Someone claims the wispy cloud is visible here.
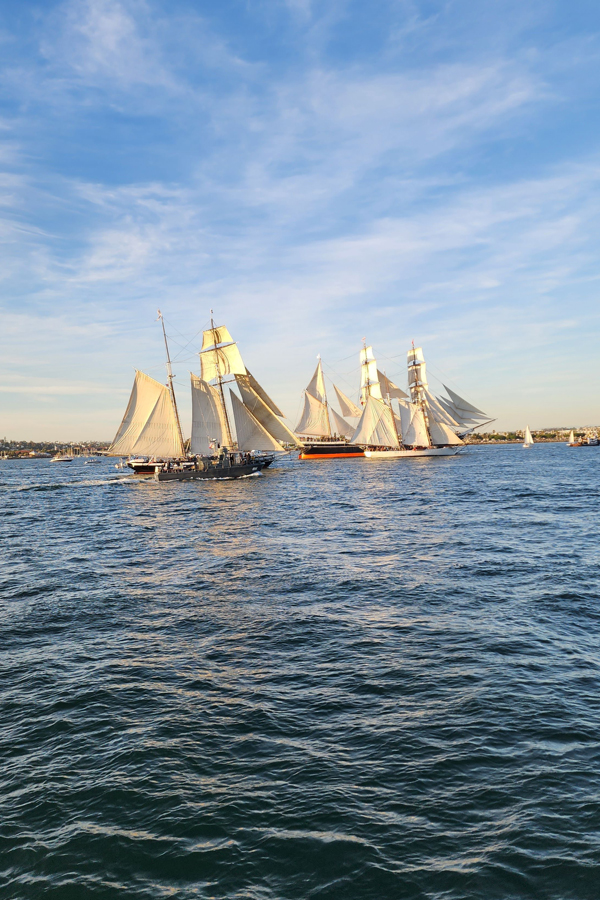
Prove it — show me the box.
[0,0,599,436]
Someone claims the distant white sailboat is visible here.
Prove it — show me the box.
[523,426,534,448]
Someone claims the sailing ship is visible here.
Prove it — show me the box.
[355,343,492,458]
[295,358,365,458]
[111,314,301,479]
[522,426,534,449]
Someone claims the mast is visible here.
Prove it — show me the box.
[408,340,432,445]
[158,310,185,456]
[317,356,332,437]
[210,310,233,447]
[383,369,402,447]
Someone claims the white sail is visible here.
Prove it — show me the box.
[330,408,354,439]
[190,374,228,455]
[201,326,235,351]
[352,395,399,448]
[230,391,284,452]
[333,384,361,418]
[424,390,461,428]
[398,400,431,447]
[569,430,575,443]
[407,346,428,396]
[110,370,184,457]
[436,395,479,427]
[200,342,246,383]
[306,359,327,404]
[295,391,330,437]
[236,375,302,447]
[378,370,408,400]
[428,418,464,446]
[524,425,534,446]
[442,385,488,418]
[408,360,428,390]
[245,369,283,417]
[360,346,382,403]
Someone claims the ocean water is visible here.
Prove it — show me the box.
[1,444,599,900]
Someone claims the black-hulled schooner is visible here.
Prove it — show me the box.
[110,315,302,480]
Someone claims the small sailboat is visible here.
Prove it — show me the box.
[51,446,74,462]
[567,430,580,447]
[523,426,534,448]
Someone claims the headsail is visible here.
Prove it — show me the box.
[333,384,361,418]
[110,370,185,458]
[428,419,464,446]
[352,395,399,448]
[330,408,354,439]
[236,375,303,447]
[245,370,283,417]
[190,374,228,455]
[230,391,285,452]
[443,385,488,417]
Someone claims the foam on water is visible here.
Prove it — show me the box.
[1,446,599,899]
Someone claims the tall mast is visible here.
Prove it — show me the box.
[317,355,332,437]
[408,340,432,444]
[158,309,185,456]
[210,310,233,447]
[383,369,402,447]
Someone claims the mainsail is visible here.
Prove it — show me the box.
[230,391,285,452]
[398,400,431,448]
[295,390,330,436]
[190,374,229,455]
[333,384,361,418]
[295,359,331,437]
[352,395,400,448]
[110,370,185,458]
[306,359,327,405]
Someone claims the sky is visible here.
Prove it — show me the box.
[1,0,600,440]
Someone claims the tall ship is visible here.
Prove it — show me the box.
[297,343,492,459]
[295,359,365,458]
[110,314,301,479]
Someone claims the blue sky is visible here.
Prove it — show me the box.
[1,0,599,439]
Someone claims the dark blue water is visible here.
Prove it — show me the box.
[1,445,599,899]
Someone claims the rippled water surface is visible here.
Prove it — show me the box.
[1,445,599,899]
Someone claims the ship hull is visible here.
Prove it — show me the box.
[155,457,272,481]
[299,443,365,459]
[364,447,462,458]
